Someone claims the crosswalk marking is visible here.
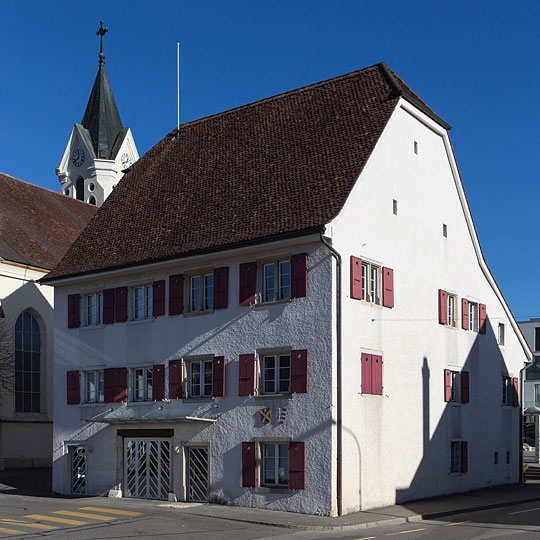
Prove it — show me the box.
[53,510,117,521]
[79,506,143,516]
[0,519,57,530]
[24,514,89,526]
[0,526,24,535]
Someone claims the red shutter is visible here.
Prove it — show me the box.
[153,280,165,317]
[242,442,257,488]
[115,287,128,322]
[212,356,226,397]
[238,354,255,396]
[350,256,363,300]
[382,267,394,308]
[462,298,469,330]
[461,441,468,473]
[169,274,184,315]
[290,349,308,394]
[104,368,115,402]
[153,364,165,401]
[291,253,307,299]
[169,359,183,399]
[289,442,306,490]
[461,371,469,404]
[213,267,229,310]
[103,288,115,324]
[479,303,487,334]
[438,289,448,325]
[372,355,383,395]
[66,370,80,404]
[67,294,80,329]
[361,353,372,394]
[114,368,128,402]
[444,369,452,402]
[239,262,257,306]
[512,377,519,407]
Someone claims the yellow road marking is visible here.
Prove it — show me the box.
[444,520,471,526]
[53,510,116,521]
[0,519,57,530]
[397,529,426,535]
[79,506,143,516]
[509,507,540,515]
[354,537,376,539]
[0,526,24,535]
[24,514,89,526]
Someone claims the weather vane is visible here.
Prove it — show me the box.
[96,20,109,65]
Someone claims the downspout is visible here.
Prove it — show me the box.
[320,229,343,516]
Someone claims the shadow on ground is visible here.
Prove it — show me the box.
[0,467,54,497]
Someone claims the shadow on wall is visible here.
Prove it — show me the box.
[396,315,522,514]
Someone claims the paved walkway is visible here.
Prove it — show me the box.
[4,468,540,531]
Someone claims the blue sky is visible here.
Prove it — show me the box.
[1,1,538,319]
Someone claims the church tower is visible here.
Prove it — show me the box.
[57,22,139,206]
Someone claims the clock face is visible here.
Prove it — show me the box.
[72,149,85,167]
[121,152,132,168]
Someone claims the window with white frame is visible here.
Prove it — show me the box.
[132,367,153,401]
[262,260,291,303]
[502,376,512,405]
[446,293,456,327]
[362,262,381,305]
[86,293,103,326]
[85,370,104,403]
[261,443,289,487]
[261,353,291,394]
[450,441,462,473]
[133,285,153,320]
[498,323,505,345]
[468,301,478,331]
[449,370,460,402]
[189,273,213,312]
[188,358,213,398]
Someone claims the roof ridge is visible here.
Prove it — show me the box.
[167,62,386,137]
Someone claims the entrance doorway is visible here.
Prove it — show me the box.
[187,446,209,502]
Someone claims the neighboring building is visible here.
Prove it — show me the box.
[0,172,96,469]
[43,63,530,515]
[56,22,139,207]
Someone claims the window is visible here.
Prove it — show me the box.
[263,260,291,303]
[262,354,290,394]
[502,376,512,405]
[14,311,40,413]
[86,293,103,326]
[447,294,456,327]
[189,273,213,312]
[361,353,383,395]
[444,369,469,404]
[87,195,96,205]
[362,262,381,305]
[133,285,153,320]
[535,327,540,352]
[506,451,510,464]
[85,370,104,403]
[443,223,448,238]
[393,199,398,215]
[535,384,540,404]
[450,371,459,402]
[188,358,213,398]
[450,440,467,473]
[132,367,153,401]
[498,323,505,346]
[414,140,418,154]
[494,451,498,464]
[262,443,289,487]
[468,301,478,331]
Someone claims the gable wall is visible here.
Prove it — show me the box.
[328,101,527,511]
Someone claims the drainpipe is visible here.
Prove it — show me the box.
[320,229,343,516]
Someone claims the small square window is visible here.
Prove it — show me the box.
[187,358,213,398]
[132,367,153,401]
[361,262,381,305]
[261,443,289,487]
[262,261,291,303]
[188,272,214,312]
[498,323,505,346]
[261,353,291,394]
[133,285,153,320]
[86,293,103,326]
[84,370,104,403]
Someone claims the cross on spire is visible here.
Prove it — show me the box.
[96,20,108,65]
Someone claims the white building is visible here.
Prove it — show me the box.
[0,173,95,469]
[56,22,139,207]
[43,63,529,515]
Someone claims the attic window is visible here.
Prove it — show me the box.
[64,188,70,196]
[393,199,398,215]
[88,183,95,192]
[414,141,418,154]
[443,224,448,238]
[88,196,96,206]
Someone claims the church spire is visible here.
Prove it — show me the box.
[81,20,123,159]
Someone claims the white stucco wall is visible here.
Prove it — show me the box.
[328,100,528,512]
[0,261,53,468]
[52,239,335,515]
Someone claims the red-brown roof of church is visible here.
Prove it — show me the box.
[43,62,447,282]
[0,173,97,270]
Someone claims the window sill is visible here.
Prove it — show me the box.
[127,400,157,406]
[183,397,214,403]
[254,299,292,307]
[253,487,291,494]
[184,310,214,318]
[79,402,106,407]
[127,318,155,326]
[254,394,291,400]
[80,324,104,331]
[448,471,464,477]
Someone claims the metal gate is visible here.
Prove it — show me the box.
[124,438,171,500]
[187,447,209,502]
[71,446,87,495]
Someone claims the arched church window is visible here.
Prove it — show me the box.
[88,195,96,205]
[14,311,41,413]
[64,188,70,196]
[76,177,84,201]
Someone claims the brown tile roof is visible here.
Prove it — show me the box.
[44,62,447,282]
[0,173,97,270]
